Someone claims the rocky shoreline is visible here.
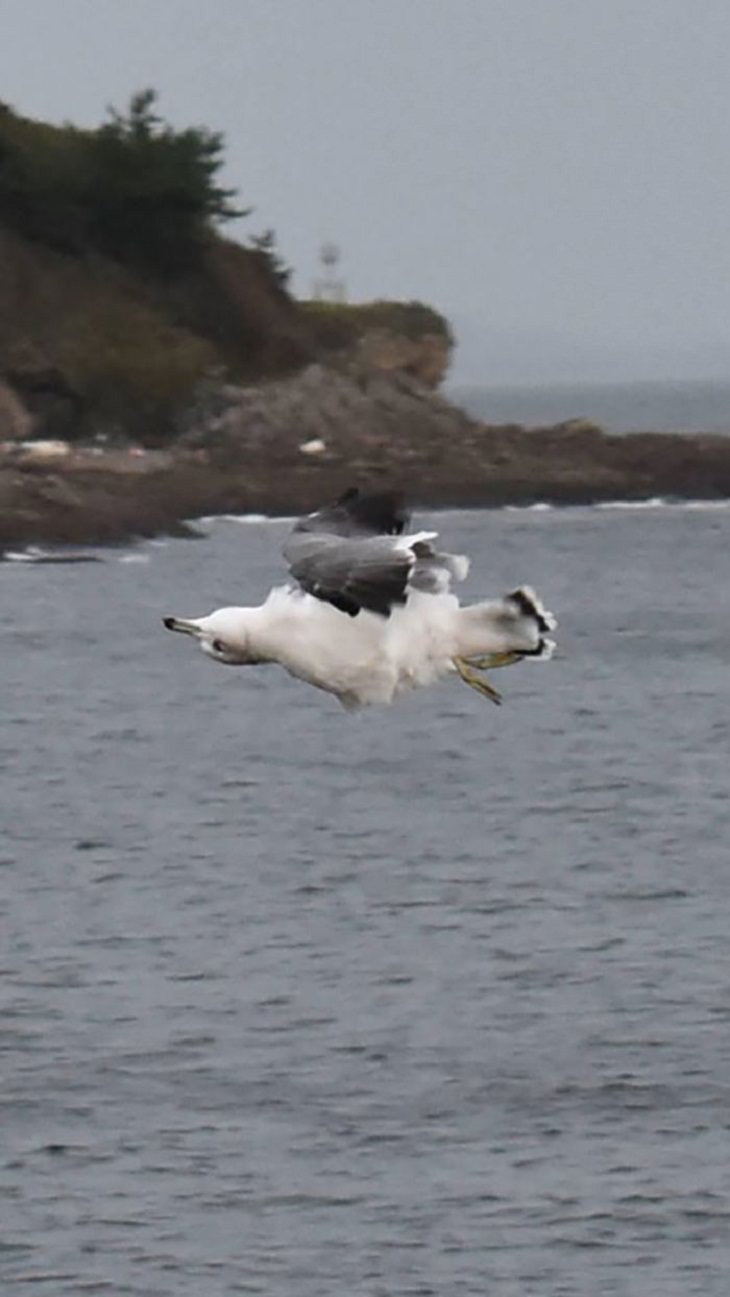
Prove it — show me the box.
[2,363,730,550]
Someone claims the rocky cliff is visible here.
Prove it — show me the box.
[3,360,730,549]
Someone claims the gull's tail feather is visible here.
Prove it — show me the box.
[507,585,557,634]
[457,585,558,662]
[506,586,557,662]
[526,634,557,662]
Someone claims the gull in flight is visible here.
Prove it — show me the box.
[163,489,556,710]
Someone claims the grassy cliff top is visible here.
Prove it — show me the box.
[301,299,453,348]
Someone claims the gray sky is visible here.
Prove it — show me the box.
[2,0,729,382]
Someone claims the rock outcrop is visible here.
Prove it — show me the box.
[0,379,33,441]
[346,329,451,387]
[2,365,730,549]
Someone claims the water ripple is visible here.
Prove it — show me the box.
[1,508,728,1295]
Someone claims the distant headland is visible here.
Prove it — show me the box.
[2,93,730,549]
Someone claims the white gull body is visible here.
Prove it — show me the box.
[163,491,557,710]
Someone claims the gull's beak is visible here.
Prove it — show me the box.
[163,616,200,637]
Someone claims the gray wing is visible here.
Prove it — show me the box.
[284,488,468,618]
[283,532,413,618]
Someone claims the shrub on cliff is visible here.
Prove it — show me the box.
[249,228,292,290]
[302,299,453,350]
[0,103,91,250]
[55,294,218,443]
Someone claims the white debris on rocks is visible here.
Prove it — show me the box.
[17,439,71,463]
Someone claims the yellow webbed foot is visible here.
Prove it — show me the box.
[453,657,503,705]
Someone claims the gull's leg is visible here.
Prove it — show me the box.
[467,651,522,671]
[453,657,503,705]
[453,650,522,705]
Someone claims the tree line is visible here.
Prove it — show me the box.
[0,90,288,279]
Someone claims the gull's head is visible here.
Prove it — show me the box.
[162,607,261,666]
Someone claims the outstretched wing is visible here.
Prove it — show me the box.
[284,532,414,617]
[283,488,469,618]
[293,487,411,540]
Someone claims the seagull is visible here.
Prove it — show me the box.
[162,488,556,710]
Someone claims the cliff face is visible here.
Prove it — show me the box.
[0,223,453,444]
[302,299,453,389]
[0,378,32,440]
[0,225,319,442]
[347,329,451,387]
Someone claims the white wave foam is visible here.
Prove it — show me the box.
[504,502,553,513]
[196,512,295,527]
[3,548,44,563]
[597,497,667,510]
[2,546,101,564]
[678,499,730,511]
[597,497,730,512]
[498,495,730,516]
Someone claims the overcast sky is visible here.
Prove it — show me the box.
[2,0,729,382]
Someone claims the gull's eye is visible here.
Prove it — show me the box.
[212,638,225,654]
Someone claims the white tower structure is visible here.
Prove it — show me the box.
[312,242,346,303]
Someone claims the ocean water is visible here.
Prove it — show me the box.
[450,378,730,434]
[2,504,730,1296]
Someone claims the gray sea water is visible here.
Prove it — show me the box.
[450,379,730,434]
[2,503,730,1296]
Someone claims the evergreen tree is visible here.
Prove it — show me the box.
[0,91,249,270]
